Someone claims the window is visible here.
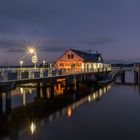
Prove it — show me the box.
[71,64,75,68]
[68,53,74,59]
[71,54,74,59]
[68,54,70,59]
[59,63,64,66]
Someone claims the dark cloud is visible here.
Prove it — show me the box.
[39,37,76,52]
[82,37,116,46]
[41,46,74,52]
[0,39,21,48]
[0,39,24,52]
[0,37,116,54]
[41,38,65,46]
[5,48,23,53]
[0,0,140,64]
[0,37,74,53]
[0,0,63,35]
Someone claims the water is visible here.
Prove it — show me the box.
[28,85,140,140]
[2,86,36,111]
[1,72,140,140]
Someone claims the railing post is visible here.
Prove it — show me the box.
[50,79,55,99]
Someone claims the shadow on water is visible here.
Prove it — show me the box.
[0,81,112,140]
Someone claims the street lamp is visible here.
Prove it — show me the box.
[28,47,36,55]
[20,60,23,68]
[43,60,46,67]
[27,46,38,69]
[29,48,35,54]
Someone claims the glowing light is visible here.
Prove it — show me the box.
[88,96,91,102]
[25,41,39,56]
[93,94,96,100]
[26,46,38,68]
[43,60,45,65]
[30,122,36,135]
[20,60,23,65]
[32,55,38,64]
[19,60,23,69]
[20,87,24,94]
[67,107,73,117]
[57,78,65,82]
[28,47,36,54]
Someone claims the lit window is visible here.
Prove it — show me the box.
[59,63,64,66]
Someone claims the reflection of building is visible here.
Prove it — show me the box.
[56,49,111,72]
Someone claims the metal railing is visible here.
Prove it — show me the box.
[0,67,112,82]
[108,66,134,79]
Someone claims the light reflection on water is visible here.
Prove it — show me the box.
[1,71,140,140]
[1,82,66,111]
[23,84,112,138]
[3,82,67,110]
[29,122,36,135]
[2,86,36,111]
[0,82,112,140]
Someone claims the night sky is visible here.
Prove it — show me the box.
[0,0,140,65]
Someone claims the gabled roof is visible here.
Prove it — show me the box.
[70,49,103,62]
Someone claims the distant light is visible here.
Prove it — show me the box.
[67,107,73,117]
[88,96,91,102]
[93,94,96,100]
[20,87,24,94]
[20,60,23,65]
[43,60,46,64]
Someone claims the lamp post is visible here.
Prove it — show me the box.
[19,60,23,80]
[27,47,38,69]
[43,60,46,68]
[20,60,23,69]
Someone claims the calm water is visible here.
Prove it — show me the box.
[1,72,140,140]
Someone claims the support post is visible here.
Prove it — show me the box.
[0,93,3,113]
[73,75,77,91]
[134,71,138,84]
[6,90,11,113]
[50,79,55,99]
[42,81,47,98]
[138,65,140,84]
[105,68,108,80]
[121,71,125,84]
[36,82,41,98]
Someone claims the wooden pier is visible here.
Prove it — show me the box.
[0,67,111,113]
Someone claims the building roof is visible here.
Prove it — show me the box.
[70,49,103,62]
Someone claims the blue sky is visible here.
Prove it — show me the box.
[0,0,140,65]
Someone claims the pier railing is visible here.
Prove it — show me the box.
[0,67,111,82]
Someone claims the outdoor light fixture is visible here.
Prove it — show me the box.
[43,60,46,67]
[26,45,39,69]
[20,60,23,68]
[29,48,35,54]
